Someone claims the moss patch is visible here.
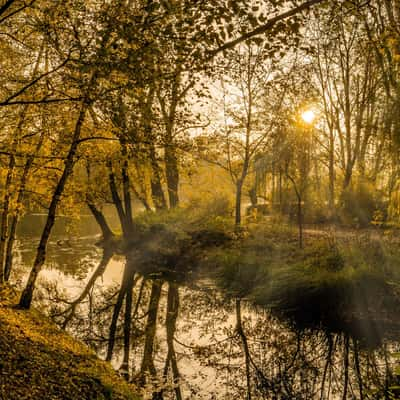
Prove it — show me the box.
[0,286,141,400]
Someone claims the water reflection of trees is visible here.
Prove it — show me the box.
[204,300,400,400]
[46,252,399,400]
[33,204,398,399]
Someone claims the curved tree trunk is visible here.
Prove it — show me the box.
[62,248,113,329]
[19,101,90,309]
[87,202,114,241]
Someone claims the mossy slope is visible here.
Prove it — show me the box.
[0,286,140,400]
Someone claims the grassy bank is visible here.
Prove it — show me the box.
[212,222,400,341]
[0,286,141,400]
[127,208,400,340]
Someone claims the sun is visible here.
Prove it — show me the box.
[301,109,316,124]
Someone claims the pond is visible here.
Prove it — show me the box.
[12,214,400,400]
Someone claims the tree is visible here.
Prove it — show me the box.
[18,0,122,308]
[311,4,386,195]
[284,118,314,248]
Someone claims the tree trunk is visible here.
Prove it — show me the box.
[0,110,28,282]
[120,266,135,380]
[353,339,364,400]
[108,163,129,236]
[342,335,349,400]
[149,144,167,210]
[1,44,44,282]
[4,127,46,282]
[298,197,303,249]
[165,144,179,208]
[3,215,17,282]
[0,150,16,283]
[320,333,333,400]
[278,168,283,211]
[87,202,114,241]
[236,299,252,400]
[271,163,276,208]
[165,283,182,400]
[62,248,113,329]
[139,279,163,382]
[287,174,303,249]
[328,130,335,213]
[235,180,243,227]
[19,101,89,309]
[121,143,134,234]
[106,260,136,361]
[342,167,352,191]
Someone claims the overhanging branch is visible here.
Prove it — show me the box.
[209,0,327,56]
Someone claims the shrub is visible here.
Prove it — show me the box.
[339,182,387,227]
[186,194,234,219]
[304,238,345,271]
[213,250,266,298]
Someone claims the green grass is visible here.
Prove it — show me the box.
[211,223,400,337]
[0,286,141,400]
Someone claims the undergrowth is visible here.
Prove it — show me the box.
[210,223,400,338]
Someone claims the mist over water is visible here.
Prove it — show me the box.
[11,214,400,399]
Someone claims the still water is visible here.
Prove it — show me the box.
[12,214,400,399]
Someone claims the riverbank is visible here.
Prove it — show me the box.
[211,222,400,342]
[0,285,141,400]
